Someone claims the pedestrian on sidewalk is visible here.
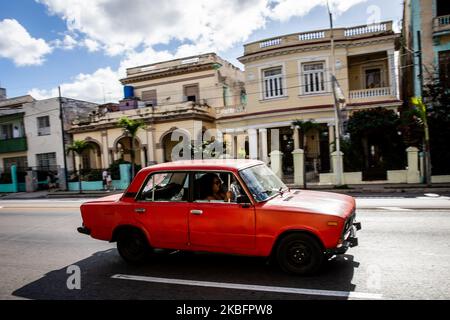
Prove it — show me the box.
[106,171,113,192]
[102,169,108,190]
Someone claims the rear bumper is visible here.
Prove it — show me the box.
[327,221,361,255]
[77,225,91,235]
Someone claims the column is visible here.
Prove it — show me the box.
[270,150,283,179]
[236,133,247,159]
[331,150,344,185]
[101,131,109,168]
[388,49,397,97]
[328,123,335,171]
[259,128,268,164]
[141,146,147,167]
[293,127,300,150]
[146,128,156,164]
[406,146,420,183]
[248,128,258,160]
[292,149,305,187]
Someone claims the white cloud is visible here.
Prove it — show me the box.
[269,0,367,22]
[29,67,123,103]
[0,19,52,66]
[52,34,78,50]
[83,38,100,52]
[31,0,369,102]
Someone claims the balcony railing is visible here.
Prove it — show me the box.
[244,21,393,55]
[0,137,27,154]
[215,105,246,116]
[344,23,388,37]
[349,87,392,100]
[433,14,450,34]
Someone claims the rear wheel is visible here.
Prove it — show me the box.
[276,233,324,275]
[116,229,150,264]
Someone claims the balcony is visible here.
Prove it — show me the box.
[242,21,394,56]
[0,137,27,154]
[349,87,392,100]
[215,105,246,117]
[433,14,450,36]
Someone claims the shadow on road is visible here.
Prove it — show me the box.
[13,249,359,300]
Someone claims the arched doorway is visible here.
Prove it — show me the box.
[116,136,142,166]
[161,130,190,162]
[81,141,102,169]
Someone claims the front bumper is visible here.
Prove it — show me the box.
[326,221,361,255]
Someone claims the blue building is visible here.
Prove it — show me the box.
[402,0,450,98]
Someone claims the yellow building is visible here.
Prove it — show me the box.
[69,53,244,169]
[216,21,401,181]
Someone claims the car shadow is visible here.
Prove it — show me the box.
[13,249,359,300]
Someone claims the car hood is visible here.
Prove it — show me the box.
[262,189,355,218]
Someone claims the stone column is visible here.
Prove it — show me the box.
[146,128,156,164]
[101,131,109,168]
[292,149,305,187]
[388,49,397,97]
[407,146,420,183]
[141,146,147,167]
[293,127,300,150]
[248,128,258,160]
[259,128,268,164]
[331,150,344,185]
[328,123,335,171]
[236,133,246,159]
[270,150,283,179]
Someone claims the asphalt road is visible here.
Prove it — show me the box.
[0,195,449,300]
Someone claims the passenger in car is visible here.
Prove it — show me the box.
[199,173,232,202]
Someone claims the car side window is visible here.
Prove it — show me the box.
[138,172,189,202]
[193,171,245,203]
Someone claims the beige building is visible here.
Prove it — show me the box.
[70,53,245,169]
[216,21,401,181]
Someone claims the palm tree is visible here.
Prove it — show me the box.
[118,117,146,178]
[66,140,93,193]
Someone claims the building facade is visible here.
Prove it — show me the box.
[216,21,401,181]
[70,53,245,170]
[0,91,98,191]
[0,95,34,174]
[402,0,450,98]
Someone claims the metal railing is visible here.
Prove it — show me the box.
[349,87,392,99]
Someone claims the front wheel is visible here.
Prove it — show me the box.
[276,233,324,275]
[117,229,150,264]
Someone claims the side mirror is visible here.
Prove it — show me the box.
[236,195,251,207]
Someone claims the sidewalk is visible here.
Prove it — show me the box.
[286,182,450,195]
[2,183,450,200]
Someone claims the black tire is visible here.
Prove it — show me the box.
[116,229,150,264]
[276,233,324,275]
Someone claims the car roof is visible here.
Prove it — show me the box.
[141,159,264,172]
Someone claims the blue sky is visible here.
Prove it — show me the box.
[0,0,403,103]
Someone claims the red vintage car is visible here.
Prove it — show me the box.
[78,159,360,275]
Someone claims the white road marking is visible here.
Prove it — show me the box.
[111,274,383,300]
[375,207,413,211]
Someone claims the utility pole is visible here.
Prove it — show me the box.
[328,1,344,186]
[415,31,432,186]
[58,86,68,191]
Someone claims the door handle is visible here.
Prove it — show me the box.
[134,208,146,214]
[190,209,203,215]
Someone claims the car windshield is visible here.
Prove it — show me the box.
[239,164,288,202]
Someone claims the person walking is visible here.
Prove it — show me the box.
[102,169,108,190]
